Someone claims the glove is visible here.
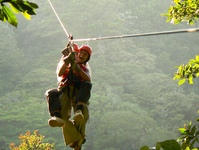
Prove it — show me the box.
[63,52,75,65]
[62,41,73,56]
[62,47,69,56]
[71,62,81,72]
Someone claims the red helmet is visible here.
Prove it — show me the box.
[73,43,79,52]
[79,45,92,56]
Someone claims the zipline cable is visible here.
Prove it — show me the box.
[47,0,199,43]
[72,28,199,42]
[47,0,70,38]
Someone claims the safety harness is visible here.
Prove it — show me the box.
[61,68,81,99]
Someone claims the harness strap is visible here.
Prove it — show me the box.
[61,69,81,99]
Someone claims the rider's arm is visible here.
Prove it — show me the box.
[56,58,69,77]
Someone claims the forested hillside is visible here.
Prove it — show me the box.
[0,0,199,150]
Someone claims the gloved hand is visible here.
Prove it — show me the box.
[71,62,81,72]
[62,47,69,56]
[62,41,73,56]
[63,52,75,65]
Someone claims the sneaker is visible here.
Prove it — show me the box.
[73,110,84,122]
[48,116,65,127]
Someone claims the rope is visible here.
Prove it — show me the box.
[47,0,69,38]
[72,28,199,42]
[47,0,199,43]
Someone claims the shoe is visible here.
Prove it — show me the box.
[73,110,84,122]
[48,116,65,127]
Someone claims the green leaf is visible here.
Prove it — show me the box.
[22,10,31,20]
[174,0,181,4]
[178,78,186,85]
[195,55,199,61]
[18,2,36,15]
[185,147,191,150]
[140,146,150,150]
[195,131,199,136]
[173,74,181,80]
[25,1,39,9]
[190,4,197,9]
[189,121,192,127]
[190,125,196,135]
[196,72,199,77]
[2,4,17,27]
[181,143,189,150]
[189,20,195,25]
[8,2,20,13]
[159,140,181,150]
[0,9,4,21]
[188,75,193,84]
[189,59,196,63]
[178,128,187,133]
[156,142,162,150]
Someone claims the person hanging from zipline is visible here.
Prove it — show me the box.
[45,41,92,150]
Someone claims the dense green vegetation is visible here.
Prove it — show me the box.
[0,0,199,150]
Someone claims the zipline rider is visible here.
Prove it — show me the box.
[45,43,92,150]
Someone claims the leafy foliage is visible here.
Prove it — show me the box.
[9,130,55,150]
[140,112,199,150]
[161,0,199,85]
[0,0,38,27]
[173,55,199,85]
[177,121,199,150]
[162,0,199,25]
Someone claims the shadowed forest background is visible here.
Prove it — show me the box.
[1,0,199,149]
